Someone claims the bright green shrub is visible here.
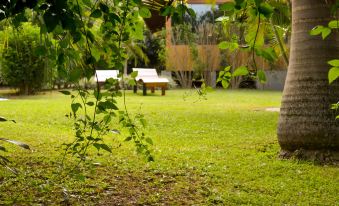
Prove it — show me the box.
[0,23,46,95]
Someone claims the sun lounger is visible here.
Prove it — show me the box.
[132,68,169,96]
[95,70,120,83]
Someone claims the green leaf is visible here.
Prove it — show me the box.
[221,80,229,88]
[224,66,231,72]
[0,117,15,123]
[139,7,151,18]
[100,144,112,153]
[255,48,277,62]
[59,90,71,95]
[232,66,249,77]
[71,103,82,113]
[218,41,238,52]
[90,9,102,18]
[310,25,324,36]
[328,59,339,67]
[72,31,82,43]
[258,3,273,18]
[328,67,339,84]
[99,3,109,13]
[124,136,132,141]
[93,143,101,150]
[70,68,82,82]
[130,71,138,78]
[160,5,174,16]
[91,48,101,61]
[0,145,6,152]
[43,11,59,33]
[322,27,331,39]
[86,101,94,106]
[257,70,267,83]
[0,138,30,150]
[145,138,153,145]
[328,20,339,29]
[0,117,8,122]
[219,2,235,11]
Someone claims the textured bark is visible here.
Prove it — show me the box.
[277,0,339,157]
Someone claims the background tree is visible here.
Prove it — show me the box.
[0,23,50,95]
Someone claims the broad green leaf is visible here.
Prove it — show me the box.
[124,136,132,141]
[328,59,339,67]
[72,31,82,43]
[0,145,6,152]
[257,70,267,83]
[232,66,249,77]
[90,9,102,18]
[145,138,153,145]
[86,101,94,106]
[322,27,331,39]
[91,48,101,61]
[59,90,71,95]
[43,11,58,32]
[71,103,82,113]
[70,68,82,82]
[224,66,231,72]
[160,5,174,16]
[93,143,101,150]
[100,144,112,153]
[139,7,151,18]
[310,25,324,36]
[59,39,69,48]
[328,67,339,84]
[99,3,109,13]
[258,3,273,18]
[187,8,196,18]
[255,48,277,62]
[328,20,339,29]
[221,80,229,88]
[131,71,138,78]
[218,41,238,52]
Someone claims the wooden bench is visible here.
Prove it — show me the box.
[132,68,169,96]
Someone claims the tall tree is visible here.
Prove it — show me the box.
[277,0,339,161]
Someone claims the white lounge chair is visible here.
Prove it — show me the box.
[132,68,169,96]
[95,70,120,83]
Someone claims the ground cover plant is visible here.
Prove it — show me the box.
[0,90,338,205]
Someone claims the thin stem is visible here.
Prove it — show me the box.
[270,19,289,66]
[252,13,261,72]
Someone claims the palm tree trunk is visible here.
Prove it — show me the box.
[277,0,339,161]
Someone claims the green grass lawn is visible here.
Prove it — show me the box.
[0,89,338,205]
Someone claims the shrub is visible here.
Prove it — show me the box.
[0,23,47,95]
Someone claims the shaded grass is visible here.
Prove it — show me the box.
[0,89,338,205]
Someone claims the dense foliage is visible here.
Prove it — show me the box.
[0,23,48,94]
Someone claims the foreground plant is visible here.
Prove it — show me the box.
[0,116,30,174]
